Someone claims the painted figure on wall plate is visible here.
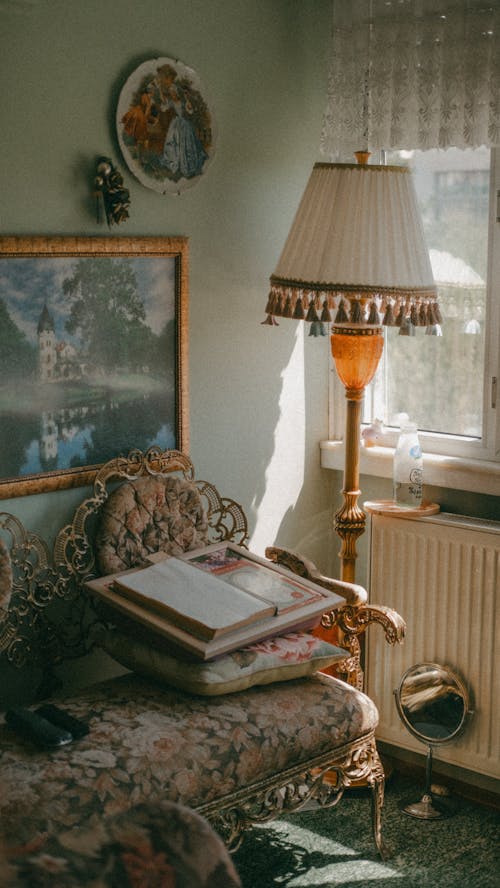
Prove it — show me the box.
[0,255,178,481]
[118,57,215,194]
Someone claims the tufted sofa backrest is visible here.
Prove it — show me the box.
[96,475,209,575]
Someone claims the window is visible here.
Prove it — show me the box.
[330,146,500,463]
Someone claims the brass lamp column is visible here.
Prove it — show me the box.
[265,155,438,583]
[330,325,383,582]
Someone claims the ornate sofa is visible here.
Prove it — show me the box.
[0,448,405,870]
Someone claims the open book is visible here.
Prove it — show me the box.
[113,557,274,640]
[113,543,327,641]
[87,543,345,660]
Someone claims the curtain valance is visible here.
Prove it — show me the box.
[320,0,500,159]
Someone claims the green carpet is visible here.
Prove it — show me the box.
[233,772,500,887]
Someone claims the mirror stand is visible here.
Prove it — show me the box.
[394,662,472,821]
[402,744,451,819]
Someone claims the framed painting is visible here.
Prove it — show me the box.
[0,236,188,498]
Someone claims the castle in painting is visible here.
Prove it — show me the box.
[37,304,87,383]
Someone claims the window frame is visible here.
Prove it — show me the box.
[327,146,500,469]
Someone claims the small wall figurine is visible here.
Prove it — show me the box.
[94,156,131,227]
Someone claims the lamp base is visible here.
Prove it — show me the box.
[331,327,384,584]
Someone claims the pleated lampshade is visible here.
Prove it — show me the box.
[265,160,439,331]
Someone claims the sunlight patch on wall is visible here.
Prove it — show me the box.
[250,324,306,556]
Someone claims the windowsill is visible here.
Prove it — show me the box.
[320,440,500,498]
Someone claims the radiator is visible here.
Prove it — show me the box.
[366,511,500,781]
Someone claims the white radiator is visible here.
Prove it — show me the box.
[366,511,500,781]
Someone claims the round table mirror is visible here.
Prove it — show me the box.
[394,662,471,819]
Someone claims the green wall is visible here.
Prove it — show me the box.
[0,0,337,692]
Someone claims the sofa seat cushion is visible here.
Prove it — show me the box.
[0,672,378,845]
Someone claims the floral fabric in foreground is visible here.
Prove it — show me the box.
[0,800,241,887]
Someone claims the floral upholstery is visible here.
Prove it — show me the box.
[0,800,241,887]
[96,475,209,575]
[0,671,378,848]
[0,537,12,622]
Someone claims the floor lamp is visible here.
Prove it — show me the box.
[265,154,438,583]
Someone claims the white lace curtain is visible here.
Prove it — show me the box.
[320,0,500,159]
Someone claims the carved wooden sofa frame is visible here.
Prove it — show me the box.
[0,448,405,861]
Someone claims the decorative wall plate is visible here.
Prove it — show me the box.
[117,57,216,194]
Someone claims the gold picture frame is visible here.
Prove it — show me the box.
[0,235,189,498]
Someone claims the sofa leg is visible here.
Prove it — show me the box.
[369,768,390,860]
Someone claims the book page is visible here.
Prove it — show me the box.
[113,557,275,637]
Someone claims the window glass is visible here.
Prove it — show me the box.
[363,147,490,439]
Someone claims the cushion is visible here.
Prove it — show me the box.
[98,627,348,695]
[96,475,209,574]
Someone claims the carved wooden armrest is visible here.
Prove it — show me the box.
[265,546,405,689]
[326,602,406,647]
